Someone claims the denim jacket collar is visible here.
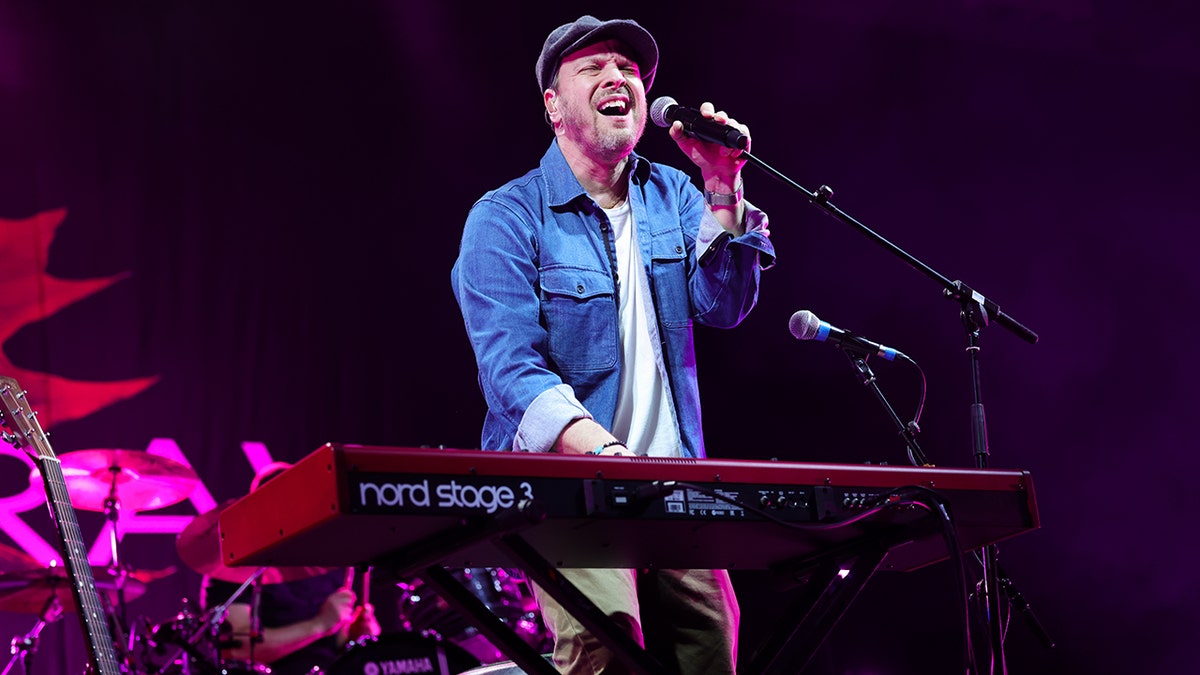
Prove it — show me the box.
[540,138,652,209]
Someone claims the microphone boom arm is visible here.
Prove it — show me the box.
[739,149,1038,344]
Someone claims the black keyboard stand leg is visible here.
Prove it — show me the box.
[751,543,888,675]
[494,533,668,675]
[420,564,558,675]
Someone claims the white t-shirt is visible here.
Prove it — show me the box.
[604,200,680,458]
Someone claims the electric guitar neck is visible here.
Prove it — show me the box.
[0,376,124,675]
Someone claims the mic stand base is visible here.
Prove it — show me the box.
[997,568,1055,650]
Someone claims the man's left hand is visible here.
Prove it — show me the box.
[667,100,749,187]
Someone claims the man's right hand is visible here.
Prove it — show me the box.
[318,588,358,636]
[557,418,626,455]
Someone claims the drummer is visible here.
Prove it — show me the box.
[200,463,380,675]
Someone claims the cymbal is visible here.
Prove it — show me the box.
[0,567,146,614]
[40,449,200,512]
[0,542,41,575]
[176,499,330,585]
[127,565,178,584]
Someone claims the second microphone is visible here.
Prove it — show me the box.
[788,310,911,362]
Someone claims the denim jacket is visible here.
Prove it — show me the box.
[451,139,775,458]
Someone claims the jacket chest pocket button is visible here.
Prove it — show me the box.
[577,284,585,294]
[675,246,683,253]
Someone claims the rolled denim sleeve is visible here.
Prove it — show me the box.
[696,199,775,270]
[690,196,777,328]
[512,384,592,452]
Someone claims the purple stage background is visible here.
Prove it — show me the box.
[1,2,1196,674]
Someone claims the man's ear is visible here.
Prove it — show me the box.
[544,90,559,124]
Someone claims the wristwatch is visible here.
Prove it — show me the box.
[704,183,743,207]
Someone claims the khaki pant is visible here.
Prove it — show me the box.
[531,568,739,675]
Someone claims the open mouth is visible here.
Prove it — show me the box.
[598,98,630,116]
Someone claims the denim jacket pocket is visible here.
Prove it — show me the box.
[539,265,618,372]
[649,239,691,330]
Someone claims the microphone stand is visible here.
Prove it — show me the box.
[739,149,1047,673]
[960,298,1007,673]
[841,348,928,467]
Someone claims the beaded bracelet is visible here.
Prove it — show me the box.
[589,440,627,455]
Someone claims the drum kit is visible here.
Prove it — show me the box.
[0,450,551,675]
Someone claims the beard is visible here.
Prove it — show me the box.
[557,94,646,161]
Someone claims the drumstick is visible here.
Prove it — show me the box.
[361,568,371,607]
[342,567,354,591]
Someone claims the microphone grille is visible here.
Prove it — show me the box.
[788,310,822,341]
[649,96,676,128]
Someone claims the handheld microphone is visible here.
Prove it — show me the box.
[788,310,909,362]
[649,96,749,150]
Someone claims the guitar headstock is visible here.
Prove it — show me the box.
[0,375,52,461]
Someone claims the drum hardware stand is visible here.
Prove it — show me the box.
[102,465,136,641]
[2,596,62,675]
[248,576,263,666]
[97,579,137,674]
[101,465,152,675]
[153,568,267,675]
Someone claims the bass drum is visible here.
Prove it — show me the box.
[398,568,551,666]
[457,656,554,675]
[328,633,479,675]
[216,661,272,675]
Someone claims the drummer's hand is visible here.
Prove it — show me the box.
[317,588,358,635]
[349,603,381,640]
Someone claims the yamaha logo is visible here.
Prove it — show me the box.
[361,658,435,675]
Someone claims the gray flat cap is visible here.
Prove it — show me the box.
[535,15,658,93]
